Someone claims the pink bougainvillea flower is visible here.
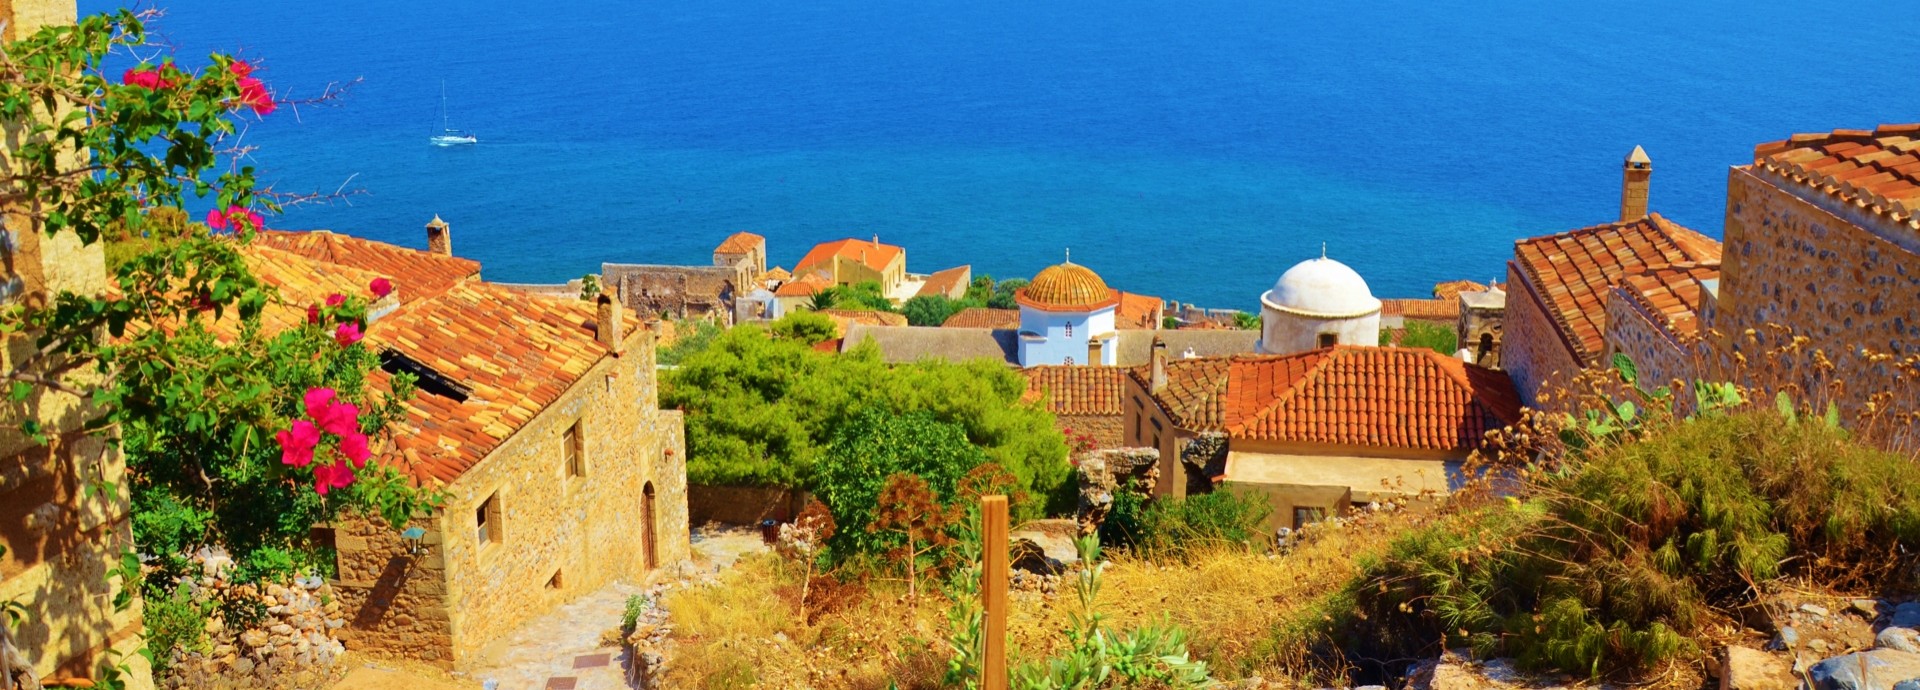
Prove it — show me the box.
[204,206,263,234]
[334,322,364,346]
[236,76,275,115]
[369,277,393,298]
[313,461,356,496]
[229,59,255,78]
[276,420,321,468]
[325,293,346,308]
[205,208,229,231]
[307,304,321,325]
[339,432,371,469]
[302,387,338,418]
[122,67,174,90]
[313,401,361,437]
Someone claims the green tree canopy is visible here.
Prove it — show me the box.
[770,310,837,345]
[902,294,963,327]
[813,409,987,556]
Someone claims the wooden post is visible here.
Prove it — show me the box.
[981,494,1009,690]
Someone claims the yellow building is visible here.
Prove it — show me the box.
[792,237,907,299]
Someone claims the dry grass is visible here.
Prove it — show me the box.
[668,509,1422,688]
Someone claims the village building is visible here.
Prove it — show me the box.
[1600,262,1721,392]
[1015,260,1123,366]
[1258,254,1383,355]
[1021,366,1128,449]
[1500,149,1723,407]
[1123,346,1520,534]
[242,223,690,671]
[1458,285,1507,367]
[915,265,973,300]
[941,307,1021,329]
[598,231,766,324]
[1714,125,1920,433]
[793,237,910,301]
[0,2,154,687]
[839,324,1255,367]
[770,273,833,318]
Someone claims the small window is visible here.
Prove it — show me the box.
[1293,507,1327,530]
[1133,413,1142,442]
[1065,322,1073,338]
[563,422,585,478]
[1318,333,1338,348]
[1064,356,1075,365]
[546,569,564,590]
[1152,434,1161,449]
[476,492,501,546]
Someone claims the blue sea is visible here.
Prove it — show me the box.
[85,0,1920,308]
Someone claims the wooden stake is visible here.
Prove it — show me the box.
[981,494,1009,690]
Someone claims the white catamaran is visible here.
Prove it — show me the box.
[430,82,477,146]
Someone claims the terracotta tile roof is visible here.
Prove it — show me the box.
[372,280,608,485]
[941,307,1020,329]
[795,238,904,275]
[1511,213,1721,365]
[1022,366,1125,416]
[1115,291,1164,330]
[819,309,909,328]
[759,267,792,284]
[1432,280,1489,301]
[239,245,403,335]
[916,265,972,299]
[1381,298,1455,321]
[1129,347,1520,451]
[774,274,831,298]
[254,230,480,300]
[1615,261,1721,340]
[1017,263,1119,312]
[714,231,765,255]
[1753,123,1920,230]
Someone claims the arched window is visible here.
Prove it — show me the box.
[642,481,658,570]
[1477,332,1495,363]
[1065,322,1073,338]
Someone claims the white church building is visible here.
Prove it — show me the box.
[1257,253,1382,355]
[1015,259,1121,366]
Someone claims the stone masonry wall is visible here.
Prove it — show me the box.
[435,327,690,669]
[1056,413,1124,451]
[159,562,346,690]
[602,264,743,323]
[327,512,452,666]
[687,485,809,526]
[1601,290,1697,391]
[1500,261,1584,410]
[1719,166,1920,435]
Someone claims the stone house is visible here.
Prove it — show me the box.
[1122,345,1520,534]
[0,1,152,687]
[600,231,768,324]
[241,227,690,670]
[712,231,766,277]
[1022,366,1127,449]
[915,265,973,300]
[793,237,907,300]
[1600,261,1721,393]
[1501,148,1723,407]
[1716,125,1920,436]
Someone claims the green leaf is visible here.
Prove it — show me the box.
[1824,401,1841,429]
[1610,353,1638,386]
[1775,391,1796,423]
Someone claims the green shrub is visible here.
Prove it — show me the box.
[659,318,724,366]
[621,594,651,636]
[1393,321,1457,353]
[1333,410,1920,680]
[1102,489,1272,560]
[769,311,836,345]
[814,409,988,559]
[144,584,211,674]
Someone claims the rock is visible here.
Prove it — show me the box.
[1855,600,1883,618]
[1813,639,1832,653]
[1779,626,1802,650]
[240,630,269,648]
[232,657,256,676]
[1722,645,1796,690]
[1807,649,1920,690]
[1880,628,1920,655]
[1806,604,1834,617]
[1893,603,1920,629]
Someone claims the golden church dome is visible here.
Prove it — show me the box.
[1016,261,1120,312]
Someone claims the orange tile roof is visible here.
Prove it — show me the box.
[1115,291,1164,330]
[1017,263,1120,312]
[819,309,909,329]
[253,230,480,300]
[1022,366,1125,416]
[372,280,608,485]
[759,267,792,284]
[1753,123,1920,229]
[1615,261,1720,340]
[941,307,1020,329]
[794,238,904,275]
[714,231,765,255]
[774,274,832,298]
[1130,347,1520,451]
[916,265,972,299]
[1432,280,1490,301]
[1381,298,1455,321]
[239,245,402,335]
[1511,213,1720,365]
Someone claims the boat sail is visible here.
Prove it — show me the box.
[430,81,477,146]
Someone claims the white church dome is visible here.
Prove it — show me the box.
[1261,256,1381,317]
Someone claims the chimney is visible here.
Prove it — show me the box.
[426,215,452,256]
[1087,336,1104,366]
[1149,337,1168,394]
[1620,146,1651,222]
[595,294,625,353]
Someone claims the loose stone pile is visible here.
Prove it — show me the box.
[159,555,345,690]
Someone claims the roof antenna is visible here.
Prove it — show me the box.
[1064,247,1071,264]
[1321,242,1327,260]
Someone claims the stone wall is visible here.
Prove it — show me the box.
[686,485,809,526]
[602,263,744,324]
[1719,166,1920,436]
[1499,261,1583,409]
[326,512,452,666]
[433,327,689,669]
[1056,413,1124,450]
[1601,289,1697,391]
[159,565,345,690]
